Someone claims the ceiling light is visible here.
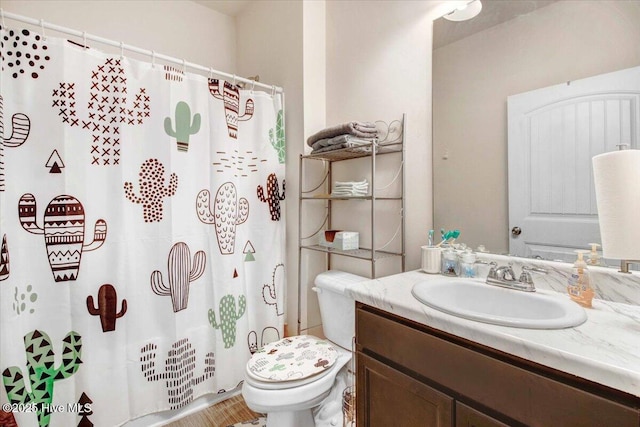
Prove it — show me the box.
[443,0,482,22]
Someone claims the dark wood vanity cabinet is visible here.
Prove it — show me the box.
[356,303,640,427]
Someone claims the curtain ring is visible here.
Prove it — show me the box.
[209,67,213,80]
[232,74,236,86]
[182,59,186,74]
[82,31,87,48]
[1,9,5,29]
[40,19,46,40]
[120,41,124,59]
[271,85,276,96]
[151,50,155,68]
[251,79,256,92]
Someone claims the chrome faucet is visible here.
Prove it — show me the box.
[486,262,546,292]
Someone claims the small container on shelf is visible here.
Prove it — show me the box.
[441,248,459,276]
[459,250,477,278]
[319,230,359,250]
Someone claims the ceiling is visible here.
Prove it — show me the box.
[433,0,558,49]
[193,0,558,48]
[193,0,251,17]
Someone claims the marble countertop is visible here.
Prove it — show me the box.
[348,270,640,398]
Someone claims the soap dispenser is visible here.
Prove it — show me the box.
[567,250,594,308]
[587,243,601,266]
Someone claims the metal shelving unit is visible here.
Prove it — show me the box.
[297,114,406,286]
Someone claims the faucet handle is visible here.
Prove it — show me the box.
[487,262,498,279]
[518,265,545,291]
[519,270,533,285]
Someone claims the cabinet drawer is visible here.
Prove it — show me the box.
[357,352,453,427]
[357,304,640,427]
[456,402,510,427]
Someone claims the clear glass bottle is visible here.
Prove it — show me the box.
[459,250,477,278]
[441,248,459,276]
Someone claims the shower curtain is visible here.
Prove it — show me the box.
[0,26,285,427]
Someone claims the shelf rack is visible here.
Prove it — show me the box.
[297,114,406,282]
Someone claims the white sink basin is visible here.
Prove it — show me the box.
[411,278,587,329]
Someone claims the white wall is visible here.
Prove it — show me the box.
[433,0,640,254]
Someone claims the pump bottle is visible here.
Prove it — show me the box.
[567,250,594,308]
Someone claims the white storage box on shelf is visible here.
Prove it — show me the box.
[319,230,359,251]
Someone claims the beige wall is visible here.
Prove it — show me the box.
[236,0,446,333]
[325,0,440,279]
[236,0,308,332]
[433,0,640,254]
[2,0,236,71]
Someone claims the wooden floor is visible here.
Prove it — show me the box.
[166,395,263,427]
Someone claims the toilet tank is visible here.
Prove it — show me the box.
[314,270,367,350]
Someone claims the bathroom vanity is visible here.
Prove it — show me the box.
[351,270,640,426]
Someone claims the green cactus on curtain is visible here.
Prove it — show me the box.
[2,330,82,427]
[208,294,246,349]
[269,109,285,164]
[164,101,201,152]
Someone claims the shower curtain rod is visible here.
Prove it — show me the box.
[1,10,284,94]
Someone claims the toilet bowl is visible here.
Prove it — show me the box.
[242,270,366,427]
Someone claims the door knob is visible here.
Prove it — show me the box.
[511,226,522,236]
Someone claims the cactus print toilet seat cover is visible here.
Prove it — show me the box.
[247,335,338,382]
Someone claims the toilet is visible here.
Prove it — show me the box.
[242,270,365,427]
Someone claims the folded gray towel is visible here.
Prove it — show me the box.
[353,122,377,133]
[311,134,358,151]
[307,122,378,147]
[310,138,377,154]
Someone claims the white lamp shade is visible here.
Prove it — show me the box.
[592,150,640,260]
[443,0,482,22]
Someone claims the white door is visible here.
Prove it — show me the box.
[508,66,640,261]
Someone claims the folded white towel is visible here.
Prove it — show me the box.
[331,179,369,197]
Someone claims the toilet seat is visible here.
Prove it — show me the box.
[242,351,352,413]
[245,359,336,390]
[246,335,338,386]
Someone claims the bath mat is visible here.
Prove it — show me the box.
[227,417,266,427]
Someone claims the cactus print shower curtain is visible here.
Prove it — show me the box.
[0,27,285,427]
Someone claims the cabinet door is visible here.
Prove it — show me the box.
[456,402,511,427]
[357,352,453,427]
